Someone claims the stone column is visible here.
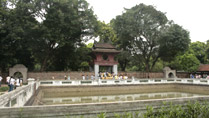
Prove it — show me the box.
[113,65,118,75]
[94,64,99,79]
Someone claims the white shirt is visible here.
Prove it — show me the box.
[16,78,20,86]
[0,76,2,82]
[10,78,15,85]
[6,76,10,83]
[82,76,85,80]
[91,75,94,80]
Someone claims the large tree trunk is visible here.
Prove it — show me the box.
[40,55,48,71]
[145,61,150,78]
[40,50,51,71]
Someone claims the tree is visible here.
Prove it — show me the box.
[159,24,190,62]
[30,0,98,71]
[96,21,117,43]
[189,41,207,64]
[170,52,200,72]
[50,42,92,71]
[0,0,38,72]
[112,4,190,72]
[117,51,132,71]
[0,0,98,72]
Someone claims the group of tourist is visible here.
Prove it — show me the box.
[81,72,129,80]
[64,75,71,80]
[6,76,23,92]
[82,74,95,80]
[190,74,209,79]
[98,72,128,80]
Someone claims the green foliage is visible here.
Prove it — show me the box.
[86,102,209,118]
[0,86,9,92]
[190,41,207,64]
[141,101,209,118]
[159,24,190,62]
[143,106,155,118]
[96,21,117,43]
[87,43,93,48]
[151,59,164,72]
[170,52,200,72]
[0,0,37,71]
[116,51,132,71]
[97,112,106,118]
[80,61,89,71]
[127,66,139,71]
[111,4,190,72]
[114,113,120,118]
[0,1,205,73]
[0,0,97,72]
[31,0,97,71]
[52,43,92,71]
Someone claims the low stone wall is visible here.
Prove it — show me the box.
[176,72,190,78]
[27,71,166,80]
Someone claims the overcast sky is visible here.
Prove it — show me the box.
[86,0,209,43]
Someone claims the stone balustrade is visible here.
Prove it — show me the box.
[0,78,38,108]
[39,78,209,86]
[1,78,209,108]
[1,78,209,117]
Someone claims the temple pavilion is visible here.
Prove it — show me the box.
[92,42,120,78]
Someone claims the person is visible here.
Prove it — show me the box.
[0,75,2,87]
[6,76,11,91]
[86,75,89,80]
[6,76,10,84]
[91,74,94,80]
[119,74,123,80]
[98,72,101,80]
[199,75,202,79]
[207,75,209,79]
[82,75,85,80]
[195,74,199,79]
[190,74,194,78]
[15,78,20,88]
[124,74,128,79]
[112,72,115,79]
[9,76,15,92]
[67,75,70,80]
[104,72,107,79]
[115,74,118,80]
[64,75,67,80]
[20,78,23,86]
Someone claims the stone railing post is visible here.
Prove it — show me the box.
[28,78,35,85]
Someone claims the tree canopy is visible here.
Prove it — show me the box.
[111,4,190,72]
[0,0,98,72]
[0,1,206,73]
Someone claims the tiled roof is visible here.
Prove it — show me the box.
[92,48,120,53]
[198,64,209,71]
[93,43,115,49]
